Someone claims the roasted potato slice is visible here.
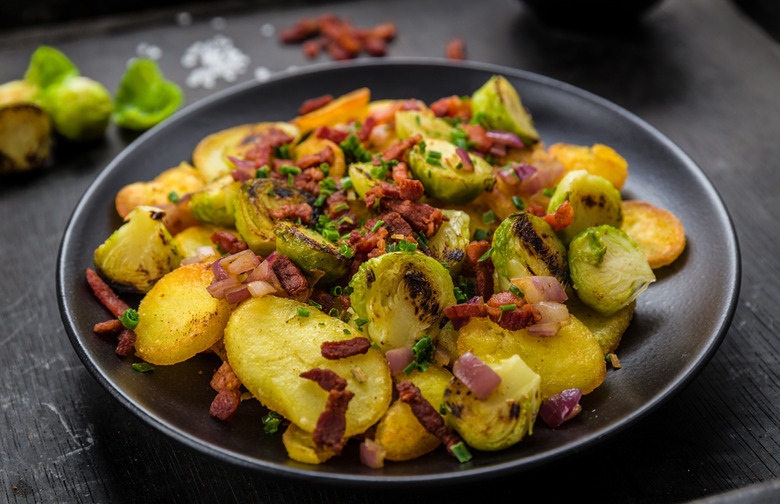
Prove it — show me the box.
[292,136,346,179]
[548,142,628,190]
[115,162,205,218]
[171,224,236,260]
[282,423,336,465]
[292,87,370,134]
[620,200,686,269]
[134,263,233,365]
[567,294,635,354]
[0,103,52,174]
[224,295,392,437]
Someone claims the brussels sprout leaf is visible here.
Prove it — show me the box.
[113,58,184,130]
[24,46,79,89]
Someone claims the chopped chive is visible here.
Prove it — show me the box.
[355,318,369,327]
[338,242,355,259]
[509,285,523,297]
[131,362,154,373]
[500,304,517,311]
[340,176,353,190]
[297,307,310,317]
[319,162,330,175]
[308,299,323,310]
[399,240,418,253]
[330,286,343,296]
[314,194,327,207]
[343,328,351,335]
[543,188,555,197]
[119,308,140,330]
[427,150,442,159]
[322,228,340,242]
[450,441,472,463]
[512,196,525,210]
[371,220,384,233]
[478,246,493,262]
[419,140,426,154]
[482,210,496,224]
[333,203,350,212]
[279,165,301,176]
[329,307,341,317]
[256,165,270,178]
[473,228,489,242]
[262,411,283,434]
[167,191,179,203]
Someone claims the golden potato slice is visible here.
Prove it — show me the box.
[282,423,336,465]
[621,200,686,269]
[292,88,370,134]
[224,295,392,437]
[134,263,232,365]
[171,224,236,260]
[456,316,605,399]
[293,136,346,179]
[567,294,635,354]
[192,122,300,182]
[115,162,205,219]
[548,142,628,190]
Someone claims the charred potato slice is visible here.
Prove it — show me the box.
[282,423,336,465]
[292,87,370,134]
[620,200,686,269]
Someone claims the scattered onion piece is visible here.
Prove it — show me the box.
[223,249,260,276]
[211,258,229,281]
[486,129,524,149]
[225,284,251,304]
[386,346,414,375]
[452,351,501,400]
[360,438,386,468]
[539,388,583,428]
[207,276,241,298]
[511,276,568,304]
[455,147,474,172]
[527,301,570,335]
[247,280,276,297]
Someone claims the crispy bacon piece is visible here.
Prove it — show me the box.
[86,268,131,317]
[364,178,425,207]
[211,230,248,255]
[292,167,326,195]
[445,37,466,60]
[543,200,574,231]
[300,368,348,391]
[115,329,136,357]
[443,300,488,330]
[321,337,372,360]
[527,201,547,217]
[381,134,421,163]
[315,125,351,144]
[279,17,319,43]
[391,161,410,183]
[461,123,493,153]
[309,289,335,314]
[281,15,397,61]
[268,203,313,224]
[430,95,472,120]
[313,389,354,454]
[298,94,334,115]
[357,115,377,142]
[380,199,443,238]
[396,381,464,458]
[465,241,494,300]
[210,361,242,421]
[271,254,309,300]
[378,211,416,242]
[93,319,123,334]
[348,224,388,253]
[296,146,335,170]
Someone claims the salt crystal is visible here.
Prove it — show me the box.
[260,23,275,37]
[181,35,250,89]
[254,66,272,82]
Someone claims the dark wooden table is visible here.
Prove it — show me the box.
[2,0,778,502]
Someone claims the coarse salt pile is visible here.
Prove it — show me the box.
[181,34,250,89]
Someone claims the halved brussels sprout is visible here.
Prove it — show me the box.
[113,57,184,131]
[491,211,569,291]
[407,138,495,204]
[547,169,624,245]
[274,221,350,283]
[443,354,541,451]
[234,178,309,256]
[93,205,181,293]
[427,209,470,275]
[568,225,655,316]
[189,175,241,227]
[394,110,455,140]
[347,161,382,199]
[349,251,456,351]
[0,103,52,174]
[471,75,540,146]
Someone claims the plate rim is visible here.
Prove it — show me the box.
[56,57,741,486]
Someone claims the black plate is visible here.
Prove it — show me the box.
[56,59,740,485]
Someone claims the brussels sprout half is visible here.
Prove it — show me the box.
[189,175,242,227]
[547,169,623,245]
[347,162,382,199]
[491,211,570,291]
[568,225,655,316]
[93,205,181,293]
[471,75,540,146]
[234,178,309,256]
[394,110,455,140]
[407,138,495,204]
[349,251,456,351]
[273,221,350,283]
[427,209,470,275]
[443,354,541,451]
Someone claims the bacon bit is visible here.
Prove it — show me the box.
[86,268,131,318]
[391,161,410,183]
[292,167,326,195]
[396,381,465,459]
[543,200,574,231]
[268,203,313,224]
[321,337,372,360]
[377,211,416,243]
[281,14,397,61]
[296,146,335,170]
[93,319,123,334]
[279,17,319,43]
[211,230,248,255]
[315,125,351,144]
[486,291,524,308]
[443,301,488,330]
[380,199,443,238]
[210,361,243,421]
[430,95,472,120]
[298,94,334,115]
[271,254,309,300]
[464,241,494,300]
[357,115,377,142]
[309,289,335,313]
[242,128,296,170]
[348,223,388,254]
[115,329,136,357]
[364,178,425,208]
[461,123,493,153]
[313,389,354,455]
[527,201,547,217]
[300,368,348,391]
[445,37,466,60]
[381,134,422,163]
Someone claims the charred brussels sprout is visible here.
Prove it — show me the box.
[492,211,569,291]
[189,175,241,227]
[407,138,494,204]
[394,110,455,140]
[568,225,655,316]
[443,355,541,451]
[273,221,350,283]
[548,169,624,245]
[93,206,181,293]
[0,102,52,174]
[347,161,382,199]
[471,75,540,146]
[427,209,470,275]
[349,252,456,351]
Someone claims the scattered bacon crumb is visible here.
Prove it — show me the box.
[210,361,243,421]
[313,389,354,455]
[445,37,466,60]
[380,199,444,238]
[114,329,136,357]
[321,337,372,360]
[298,94,334,115]
[396,381,465,459]
[211,231,248,255]
[86,268,131,318]
[268,203,313,224]
[380,134,421,163]
[93,319,123,334]
[430,95,472,120]
[280,14,397,61]
[271,254,310,300]
[543,200,574,231]
[464,240,494,300]
[300,368,348,392]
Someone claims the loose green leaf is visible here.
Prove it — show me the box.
[113,57,184,130]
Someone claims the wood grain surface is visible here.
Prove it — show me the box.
[1,0,778,502]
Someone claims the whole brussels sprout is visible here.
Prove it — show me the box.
[41,76,114,142]
[349,251,456,351]
[233,178,309,256]
[93,205,181,293]
[394,110,455,140]
[443,354,541,451]
[189,175,241,227]
[491,211,570,291]
[407,138,495,204]
[568,225,655,316]
[547,169,623,245]
[471,75,540,146]
[427,209,470,275]
[273,221,350,283]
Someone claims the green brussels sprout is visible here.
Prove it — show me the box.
[189,175,241,227]
[443,354,541,451]
[23,46,78,89]
[273,221,350,283]
[394,110,455,140]
[427,209,470,275]
[0,80,39,107]
[349,251,456,351]
[113,58,184,130]
[40,76,114,141]
[547,169,623,245]
[407,138,495,204]
[471,75,540,146]
[93,205,181,293]
[568,225,655,316]
[233,178,309,256]
[492,211,570,291]
[347,161,382,199]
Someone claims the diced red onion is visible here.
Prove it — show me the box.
[453,351,502,400]
[539,388,583,428]
[265,251,279,266]
[211,258,229,281]
[488,143,507,158]
[433,344,451,367]
[227,155,255,169]
[179,255,201,266]
[528,301,570,335]
[195,245,217,261]
[222,249,260,276]
[386,346,414,375]
[360,438,386,469]
[244,260,273,283]
[486,130,525,149]
[225,284,251,304]
[512,163,537,181]
[512,276,568,304]
[247,280,276,298]
[207,276,241,298]
[455,147,474,172]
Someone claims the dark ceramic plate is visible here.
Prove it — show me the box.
[56,59,740,486]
